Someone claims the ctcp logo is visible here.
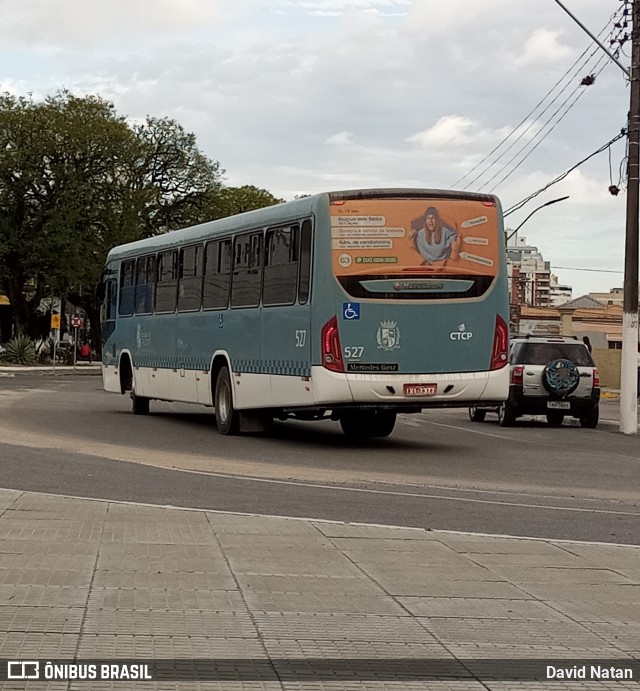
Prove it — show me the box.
[450,323,473,341]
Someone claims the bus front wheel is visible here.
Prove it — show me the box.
[339,410,396,438]
[215,366,239,435]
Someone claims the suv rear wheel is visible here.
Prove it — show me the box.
[580,405,599,429]
[498,401,516,427]
[545,411,564,427]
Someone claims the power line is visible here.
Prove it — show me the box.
[503,129,626,217]
[452,8,623,191]
[553,266,623,273]
[451,18,614,190]
[484,50,612,192]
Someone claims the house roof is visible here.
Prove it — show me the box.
[559,295,606,309]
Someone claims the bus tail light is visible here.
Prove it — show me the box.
[593,368,600,388]
[490,314,509,370]
[511,365,524,386]
[321,316,344,372]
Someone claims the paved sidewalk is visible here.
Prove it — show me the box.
[0,489,639,689]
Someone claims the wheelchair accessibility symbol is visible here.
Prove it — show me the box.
[343,303,360,320]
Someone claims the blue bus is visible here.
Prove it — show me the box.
[101,188,509,437]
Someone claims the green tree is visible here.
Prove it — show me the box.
[130,116,224,236]
[67,116,225,349]
[208,185,284,219]
[0,92,225,343]
[0,91,141,336]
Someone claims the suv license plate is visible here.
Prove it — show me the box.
[404,383,437,396]
[547,401,570,410]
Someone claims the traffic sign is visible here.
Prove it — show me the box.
[70,316,82,328]
[50,314,61,330]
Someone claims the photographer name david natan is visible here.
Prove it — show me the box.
[547,665,633,680]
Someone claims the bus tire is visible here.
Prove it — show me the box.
[340,410,396,438]
[468,406,486,422]
[131,393,150,415]
[215,366,239,435]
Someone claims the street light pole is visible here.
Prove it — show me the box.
[553,0,630,78]
[620,0,640,435]
[505,196,570,243]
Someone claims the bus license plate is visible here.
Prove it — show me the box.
[404,383,437,396]
[547,401,570,410]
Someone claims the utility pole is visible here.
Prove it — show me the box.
[620,0,640,435]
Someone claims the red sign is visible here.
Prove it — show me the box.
[70,316,82,328]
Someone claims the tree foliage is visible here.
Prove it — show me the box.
[0,91,225,340]
[208,185,284,220]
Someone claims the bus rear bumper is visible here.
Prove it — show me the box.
[310,365,509,408]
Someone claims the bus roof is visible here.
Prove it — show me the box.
[106,187,500,262]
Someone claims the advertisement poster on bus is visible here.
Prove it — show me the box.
[330,198,499,277]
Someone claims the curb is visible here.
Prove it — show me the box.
[0,366,101,375]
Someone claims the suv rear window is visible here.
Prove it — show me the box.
[513,342,594,367]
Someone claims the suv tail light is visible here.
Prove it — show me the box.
[511,365,524,386]
[490,314,509,370]
[321,316,344,372]
[593,368,600,388]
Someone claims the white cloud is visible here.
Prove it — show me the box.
[0,0,218,47]
[325,131,355,145]
[516,28,572,67]
[408,115,476,148]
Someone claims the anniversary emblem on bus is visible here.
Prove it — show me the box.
[376,320,400,351]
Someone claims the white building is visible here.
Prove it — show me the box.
[549,274,573,306]
[505,234,561,307]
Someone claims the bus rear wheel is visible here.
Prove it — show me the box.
[215,366,239,435]
[339,410,396,438]
[131,393,149,415]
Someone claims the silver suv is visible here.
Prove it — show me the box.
[469,336,600,428]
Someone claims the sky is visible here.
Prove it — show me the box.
[0,0,632,298]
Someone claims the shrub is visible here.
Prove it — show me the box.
[4,335,37,365]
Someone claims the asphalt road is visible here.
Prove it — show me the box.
[0,374,638,544]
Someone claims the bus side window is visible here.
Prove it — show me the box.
[155,250,178,313]
[134,255,155,314]
[105,279,117,320]
[298,219,312,305]
[118,260,135,316]
[264,225,298,306]
[178,245,203,312]
[231,232,263,308]
[203,239,231,310]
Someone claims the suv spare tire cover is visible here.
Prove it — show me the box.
[542,358,580,395]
